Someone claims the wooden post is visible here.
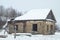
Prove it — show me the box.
[14,25,16,38]
[13,20,16,38]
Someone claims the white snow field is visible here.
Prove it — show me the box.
[0,30,60,40]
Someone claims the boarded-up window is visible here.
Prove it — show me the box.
[32,24,37,31]
[50,25,53,34]
[47,25,49,31]
[51,25,53,31]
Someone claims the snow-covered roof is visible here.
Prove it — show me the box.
[15,9,51,20]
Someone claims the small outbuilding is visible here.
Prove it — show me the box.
[8,9,56,35]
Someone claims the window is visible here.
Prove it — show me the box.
[32,24,37,31]
[51,25,53,30]
[50,25,53,34]
[14,25,18,30]
[16,25,18,30]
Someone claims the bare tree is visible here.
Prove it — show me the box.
[17,12,22,16]
[0,6,5,16]
[5,8,17,19]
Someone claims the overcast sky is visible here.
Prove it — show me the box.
[0,0,60,25]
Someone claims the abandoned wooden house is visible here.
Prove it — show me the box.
[8,9,56,35]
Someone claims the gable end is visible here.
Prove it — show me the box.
[46,10,56,22]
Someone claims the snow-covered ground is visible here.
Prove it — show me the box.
[0,30,60,40]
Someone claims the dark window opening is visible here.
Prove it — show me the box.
[32,24,37,31]
[16,25,18,30]
[14,25,18,30]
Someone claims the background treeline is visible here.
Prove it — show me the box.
[0,6,23,19]
[0,5,23,29]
